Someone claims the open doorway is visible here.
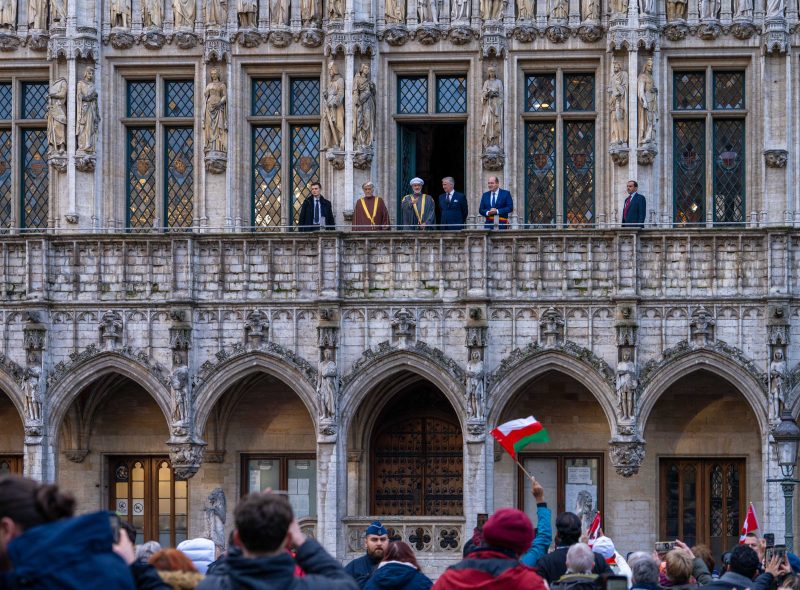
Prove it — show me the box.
[397,123,465,225]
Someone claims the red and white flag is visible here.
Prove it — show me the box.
[739,503,759,543]
[587,512,602,547]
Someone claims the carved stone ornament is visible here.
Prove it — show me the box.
[662,22,688,40]
[382,24,411,46]
[609,439,646,477]
[765,149,789,168]
[697,22,721,39]
[391,308,417,348]
[24,424,43,438]
[174,31,200,48]
[27,31,50,51]
[481,146,505,171]
[99,310,124,351]
[142,29,167,48]
[64,449,90,463]
[578,24,603,42]
[689,306,715,348]
[764,21,788,54]
[0,31,20,51]
[637,145,657,166]
[730,21,756,39]
[48,343,171,390]
[204,36,230,63]
[64,213,79,224]
[325,150,345,170]
[168,441,206,480]
[300,28,324,47]
[269,30,292,47]
[109,30,135,49]
[48,154,67,172]
[353,148,373,170]
[415,23,442,44]
[244,309,270,347]
[545,25,569,43]
[539,306,565,348]
[75,155,96,173]
[609,143,629,166]
[481,30,506,57]
[204,150,227,174]
[466,419,486,440]
[237,29,262,47]
[449,25,476,44]
[512,24,538,42]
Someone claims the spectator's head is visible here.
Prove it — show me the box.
[728,544,761,580]
[364,521,389,562]
[0,476,75,571]
[149,548,198,573]
[720,551,732,573]
[383,541,420,571]
[691,544,714,575]
[233,493,294,558]
[136,541,162,562]
[555,512,582,546]
[566,543,595,574]
[592,536,616,562]
[743,533,764,560]
[482,508,534,557]
[779,575,800,590]
[628,552,660,585]
[665,549,694,585]
[120,520,136,544]
[177,538,215,574]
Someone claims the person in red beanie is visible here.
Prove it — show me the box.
[432,508,548,590]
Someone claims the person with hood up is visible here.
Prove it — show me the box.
[364,541,432,590]
[196,491,357,590]
[149,549,205,590]
[432,508,548,590]
[177,538,215,575]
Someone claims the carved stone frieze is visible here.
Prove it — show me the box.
[730,21,756,39]
[325,150,345,170]
[609,438,646,477]
[48,36,100,60]
[0,32,19,51]
[697,22,721,39]
[512,24,538,42]
[765,149,789,169]
[380,25,411,46]
[637,145,657,166]
[167,440,206,480]
[609,144,629,166]
[269,30,292,47]
[353,148,373,169]
[236,29,262,47]
[204,151,227,173]
[109,31,136,49]
[449,25,477,44]
[75,155,96,173]
[662,23,688,40]
[48,343,170,388]
[545,25,569,43]
[578,24,603,42]
[299,29,324,48]
[174,31,200,49]
[142,29,167,48]
[27,31,49,51]
[481,147,505,170]
[416,24,442,44]
[48,154,67,172]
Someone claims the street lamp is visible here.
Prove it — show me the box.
[768,410,800,552]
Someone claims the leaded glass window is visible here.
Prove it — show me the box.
[672,68,746,226]
[523,70,596,226]
[0,130,11,228]
[250,76,321,228]
[398,76,428,114]
[21,82,48,119]
[124,77,195,230]
[21,129,48,229]
[436,76,467,113]
[0,83,11,120]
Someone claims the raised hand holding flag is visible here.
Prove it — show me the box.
[587,512,602,547]
[739,502,759,543]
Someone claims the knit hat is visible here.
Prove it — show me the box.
[592,536,616,562]
[365,520,388,536]
[482,508,534,555]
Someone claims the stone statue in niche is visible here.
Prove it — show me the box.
[609,0,627,15]
[481,0,506,19]
[204,488,226,555]
[465,350,485,419]
[47,77,67,157]
[608,60,628,145]
[29,0,47,29]
[417,0,438,22]
[173,0,196,27]
[170,364,190,425]
[111,0,131,27]
[452,0,470,20]
[49,0,66,27]
[481,66,503,150]
[322,62,345,151]
[385,0,405,22]
[301,0,321,25]
[205,0,226,26]
[143,0,164,27]
[517,0,534,19]
[637,59,657,145]
[352,63,376,150]
[615,349,637,421]
[766,0,784,18]
[317,349,337,420]
[271,0,289,25]
[22,364,42,422]
[76,66,100,156]
[700,0,719,18]
[638,0,654,15]
[204,68,228,154]
[770,348,787,422]
[238,0,257,26]
[550,0,568,19]
[665,0,686,20]
[0,0,16,29]
[733,0,751,17]
[582,0,601,20]
[328,0,343,18]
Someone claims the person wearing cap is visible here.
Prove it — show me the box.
[478,176,513,229]
[345,521,390,588]
[591,534,632,583]
[353,181,390,231]
[400,178,435,230]
[432,508,548,589]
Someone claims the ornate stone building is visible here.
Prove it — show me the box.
[0,0,795,574]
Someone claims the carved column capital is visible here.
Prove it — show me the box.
[609,438,646,477]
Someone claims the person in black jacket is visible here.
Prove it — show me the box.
[345,521,390,588]
[298,182,335,231]
[535,512,613,584]
[196,492,357,590]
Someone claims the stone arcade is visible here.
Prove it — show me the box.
[0,0,795,575]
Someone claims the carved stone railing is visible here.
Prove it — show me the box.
[0,228,792,304]
[343,516,465,555]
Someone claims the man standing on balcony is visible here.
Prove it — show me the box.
[439,176,468,230]
[479,176,513,229]
[353,181,391,231]
[401,178,436,230]
[345,521,390,588]
[621,180,646,228]
[298,182,335,231]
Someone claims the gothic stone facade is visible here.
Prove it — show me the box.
[0,0,796,574]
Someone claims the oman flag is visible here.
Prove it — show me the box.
[490,416,550,460]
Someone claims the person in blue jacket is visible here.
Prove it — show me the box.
[521,477,552,567]
[365,541,432,590]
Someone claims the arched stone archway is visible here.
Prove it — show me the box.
[0,387,25,476]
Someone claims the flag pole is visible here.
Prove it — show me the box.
[515,458,534,480]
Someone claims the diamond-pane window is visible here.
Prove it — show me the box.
[290,125,320,226]
[398,77,428,114]
[436,76,467,113]
[21,128,48,229]
[713,119,744,224]
[525,122,556,226]
[674,72,705,110]
[165,80,194,118]
[128,80,156,118]
[713,71,745,110]
[290,79,320,116]
[22,82,48,119]
[0,83,11,120]
[564,74,594,111]
[673,119,705,225]
[563,121,594,225]
[253,79,282,116]
[127,127,157,230]
[165,127,194,228]
[252,126,282,228]
[0,130,11,228]
[525,74,556,112]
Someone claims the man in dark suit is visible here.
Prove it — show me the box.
[438,176,468,230]
[621,180,646,228]
[298,182,335,231]
[478,176,513,229]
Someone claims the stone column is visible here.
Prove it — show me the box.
[316,307,340,552]
[464,305,488,532]
[22,312,47,481]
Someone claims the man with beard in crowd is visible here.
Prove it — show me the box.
[345,521,390,588]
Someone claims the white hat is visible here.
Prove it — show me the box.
[409,177,424,186]
[592,536,616,560]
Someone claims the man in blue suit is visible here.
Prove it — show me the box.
[479,176,513,229]
[438,176,468,230]
[621,179,646,228]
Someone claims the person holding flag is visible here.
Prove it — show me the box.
[740,503,760,544]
